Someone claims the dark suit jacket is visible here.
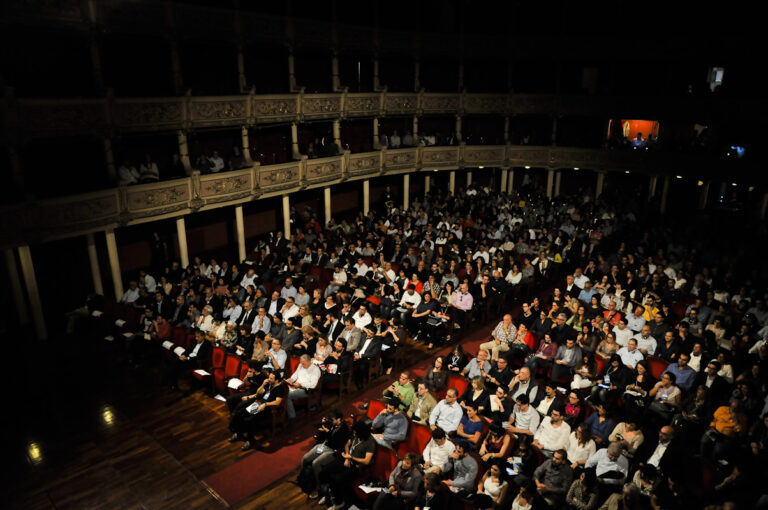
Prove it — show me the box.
[355,335,383,360]
[154,298,173,319]
[325,320,344,343]
[183,341,211,367]
[239,308,257,327]
[635,437,683,473]
[695,373,732,406]
[266,298,286,317]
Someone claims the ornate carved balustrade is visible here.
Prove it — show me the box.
[0,145,712,249]
[7,91,764,138]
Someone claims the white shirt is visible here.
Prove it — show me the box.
[617,347,644,368]
[566,432,596,464]
[423,438,456,472]
[400,291,422,308]
[647,441,670,467]
[612,326,633,348]
[534,418,571,451]
[209,155,225,172]
[353,263,370,277]
[353,312,372,330]
[281,304,300,321]
[289,363,321,389]
[429,400,463,433]
[573,274,590,289]
[634,334,657,355]
[121,287,140,303]
[331,270,348,285]
[141,274,157,294]
[196,314,214,332]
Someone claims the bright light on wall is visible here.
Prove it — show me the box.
[624,170,630,174]
[676,175,683,179]
[524,166,531,169]
[478,166,484,169]
[731,182,737,186]
[27,441,43,465]
[573,167,579,171]
[697,181,704,186]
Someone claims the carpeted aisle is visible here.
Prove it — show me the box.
[203,322,494,507]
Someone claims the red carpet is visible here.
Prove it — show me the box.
[203,322,495,506]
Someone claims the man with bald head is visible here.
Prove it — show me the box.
[479,314,516,361]
[585,442,629,487]
[635,425,682,473]
[508,366,539,403]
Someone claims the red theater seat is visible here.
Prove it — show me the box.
[213,354,242,395]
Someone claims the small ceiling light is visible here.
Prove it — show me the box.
[624,170,630,174]
[676,175,683,179]
[524,166,531,169]
[478,166,484,169]
[731,182,737,186]
[573,167,579,171]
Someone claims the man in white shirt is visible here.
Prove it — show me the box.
[280,277,298,300]
[352,257,370,278]
[533,407,571,456]
[429,388,463,433]
[120,280,141,304]
[633,325,658,356]
[585,443,628,486]
[626,307,646,334]
[118,161,140,185]
[389,130,401,148]
[509,394,540,437]
[353,304,372,330]
[285,355,322,420]
[139,270,157,294]
[324,266,347,297]
[280,297,300,321]
[573,268,590,289]
[422,427,455,474]
[208,150,225,172]
[617,338,644,368]
[398,285,422,324]
[194,305,215,332]
[612,318,633,348]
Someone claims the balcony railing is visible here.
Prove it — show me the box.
[0,144,711,249]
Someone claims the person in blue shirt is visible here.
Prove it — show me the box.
[662,352,696,392]
[585,403,615,447]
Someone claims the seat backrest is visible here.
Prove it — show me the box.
[211,346,226,368]
[288,356,300,376]
[594,355,606,377]
[238,361,250,380]
[647,356,669,380]
[367,399,387,421]
[224,354,242,377]
[372,445,398,481]
[448,374,469,397]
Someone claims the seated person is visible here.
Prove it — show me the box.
[484,357,513,393]
[227,369,286,451]
[225,360,265,413]
[532,448,573,508]
[442,441,479,493]
[372,397,408,448]
[470,460,510,510]
[460,376,489,414]
[508,394,540,438]
[285,354,322,420]
[372,453,424,510]
[485,385,514,427]
[382,371,415,410]
[422,427,456,474]
[407,381,437,425]
[462,349,492,379]
[479,422,511,462]
[533,406,571,457]
[429,388,463,434]
[163,330,211,392]
[300,408,351,499]
[456,403,485,450]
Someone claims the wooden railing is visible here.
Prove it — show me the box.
[0,144,712,249]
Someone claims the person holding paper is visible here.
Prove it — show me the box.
[165,330,210,392]
[228,369,286,451]
[285,355,321,420]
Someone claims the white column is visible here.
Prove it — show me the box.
[103,138,117,184]
[595,171,605,199]
[412,116,419,138]
[698,181,711,209]
[363,180,370,215]
[333,119,341,147]
[500,169,508,193]
[4,248,29,324]
[507,169,514,194]
[235,206,246,262]
[17,245,46,340]
[554,170,562,197]
[176,217,189,268]
[660,176,671,214]
[455,115,462,143]
[424,175,431,197]
[760,192,768,220]
[403,174,410,211]
[105,229,123,301]
[86,233,103,296]
[324,187,332,226]
[546,169,554,198]
[373,117,380,149]
[449,171,456,194]
[466,170,473,187]
[282,194,291,238]
[648,175,658,201]
[291,122,300,159]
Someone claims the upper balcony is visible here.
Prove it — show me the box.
[5,90,765,138]
[0,144,721,250]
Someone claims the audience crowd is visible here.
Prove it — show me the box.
[102,180,768,510]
